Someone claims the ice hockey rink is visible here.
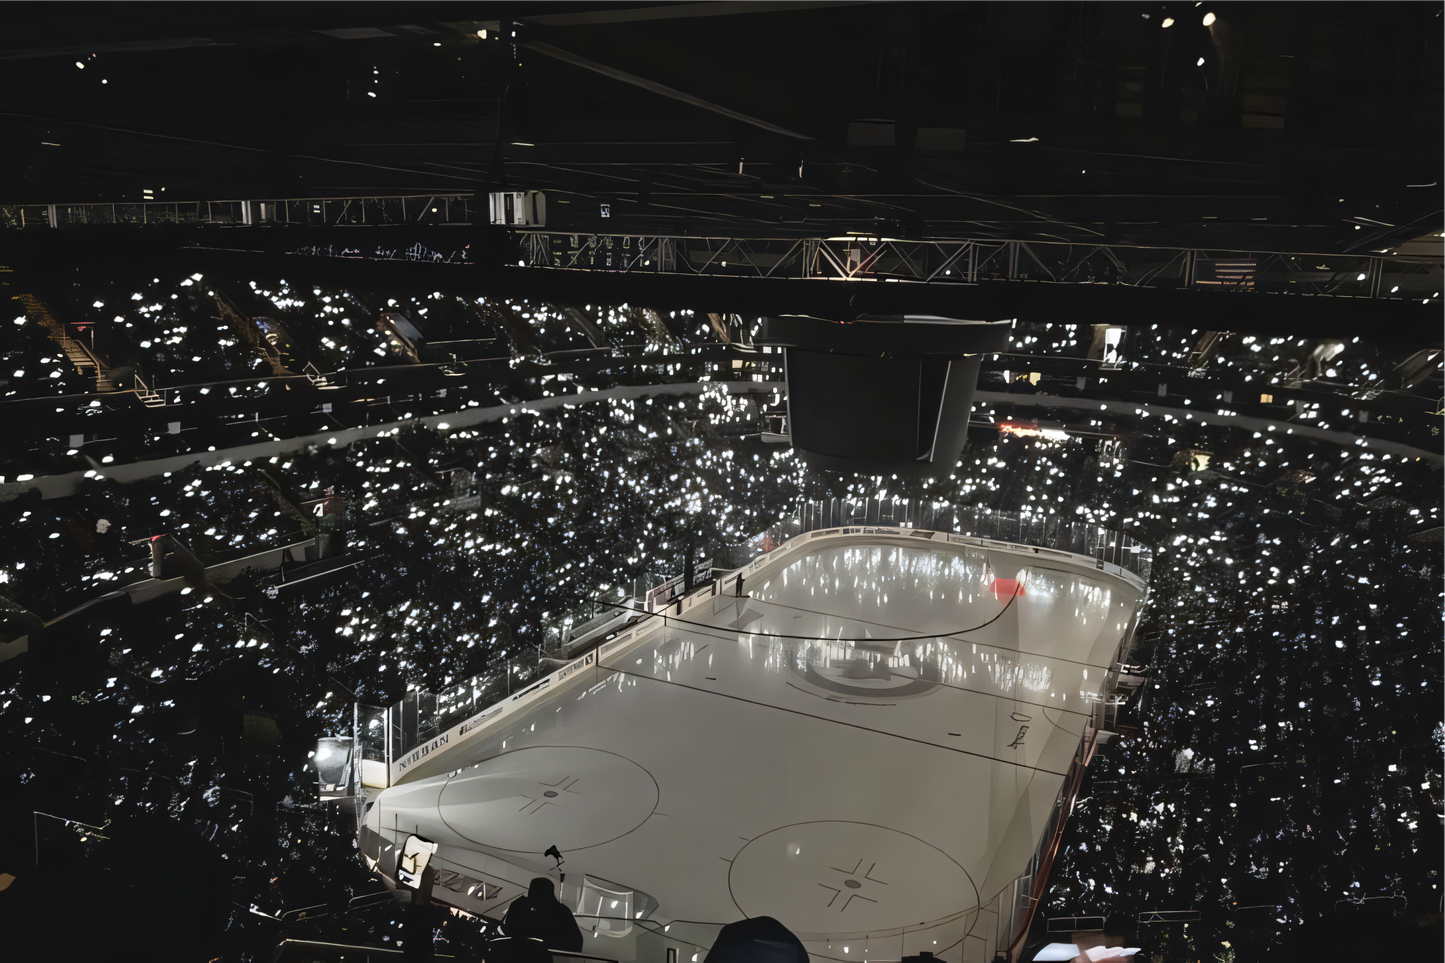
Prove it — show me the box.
[363,527,1146,963]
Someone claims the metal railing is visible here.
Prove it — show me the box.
[523,231,1443,302]
[1,194,476,230]
[7,192,1435,303]
[131,371,166,407]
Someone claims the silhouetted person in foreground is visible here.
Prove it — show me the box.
[502,877,584,953]
[705,916,809,963]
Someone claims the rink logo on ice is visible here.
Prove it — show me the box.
[398,734,450,771]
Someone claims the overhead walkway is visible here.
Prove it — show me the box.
[1,194,475,230]
[4,192,1437,308]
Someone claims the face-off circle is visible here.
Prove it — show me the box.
[728,821,977,938]
[438,746,658,852]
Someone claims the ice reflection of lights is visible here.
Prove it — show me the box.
[654,639,699,675]
[757,545,988,625]
[804,641,914,677]
[985,659,1053,693]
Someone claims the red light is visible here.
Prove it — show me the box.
[988,578,1026,599]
